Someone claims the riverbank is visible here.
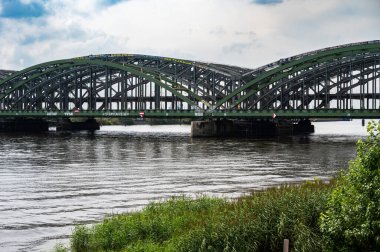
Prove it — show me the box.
[58,121,380,252]
[1,124,360,252]
[56,179,334,252]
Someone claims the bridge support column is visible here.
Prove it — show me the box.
[191,119,233,137]
[56,118,100,131]
[0,118,49,132]
[293,119,315,134]
[191,119,314,138]
[233,120,277,137]
[191,119,276,137]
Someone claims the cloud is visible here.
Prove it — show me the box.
[223,31,256,54]
[0,0,379,70]
[45,0,123,16]
[223,41,254,54]
[0,0,46,19]
[209,26,226,36]
[253,0,283,5]
[103,0,123,4]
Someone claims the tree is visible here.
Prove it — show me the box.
[320,121,380,251]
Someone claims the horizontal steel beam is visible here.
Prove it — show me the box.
[0,109,380,119]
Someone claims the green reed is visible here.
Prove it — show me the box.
[61,180,333,252]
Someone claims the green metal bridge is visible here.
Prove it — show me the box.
[1,40,380,120]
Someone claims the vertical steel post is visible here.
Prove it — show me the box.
[325,67,329,109]
[155,80,160,110]
[349,60,353,109]
[74,69,78,109]
[360,62,364,109]
[105,67,109,110]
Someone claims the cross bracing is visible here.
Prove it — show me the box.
[0,40,379,118]
[0,70,15,81]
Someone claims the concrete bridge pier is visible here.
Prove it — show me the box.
[191,119,314,138]
[191,119,276,137]
[293,119,315,134]
[56,118,100,131]
[0,118,49,132]
[190,119,234,137]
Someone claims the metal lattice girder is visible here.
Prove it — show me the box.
[0,60,209,111]
[215,41,380,109]
[0,70,16,80]
[0,40,380,116]
[0,108,380,119]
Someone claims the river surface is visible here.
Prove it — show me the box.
[0,120,370,251]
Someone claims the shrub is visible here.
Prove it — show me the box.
[70,196,225,252]
[71,225,91,252]
[68,184,333,252]
[176,181,332,252]
[320,121,380,251]
[52,243,68,252]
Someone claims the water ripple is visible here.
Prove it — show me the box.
[0,121,367,251]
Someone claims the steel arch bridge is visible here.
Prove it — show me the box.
[0,40,380,119]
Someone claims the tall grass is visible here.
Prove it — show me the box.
[60,180,334,252]
[176,180,334,252]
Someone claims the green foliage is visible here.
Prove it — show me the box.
[67,181,333,252]
[52,243,68,252]
[71,225,91,252]
[320,121,380,251]
[69,196,225,252]
[55,122,380,251]
[175,181,332,252]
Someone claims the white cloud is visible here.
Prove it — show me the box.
[0,0,379,70]
[45,0,114,15]
[19,0,36,4]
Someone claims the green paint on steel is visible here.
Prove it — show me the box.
[231,51,379,109]
[0,60,77,87]
[76,59,207,108]
[1,41,379,114]
[214,42,380,109]
[1,109,380,119]
[0,63,76,99]
[0,58,209,109]
[73,59,196,106]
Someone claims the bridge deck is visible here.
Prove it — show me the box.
[0,109,379,119]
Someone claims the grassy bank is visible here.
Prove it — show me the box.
[54,122,380,252]
[57,180,334,252]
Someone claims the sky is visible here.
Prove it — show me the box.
[0,0,379,70]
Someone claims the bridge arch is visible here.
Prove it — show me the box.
[216,41,380,110]
[0,40,379,116]
[0,59,210,111]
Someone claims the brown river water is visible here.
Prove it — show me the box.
[0,120,370,251]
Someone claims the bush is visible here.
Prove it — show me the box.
[71,225,91,252]
[68,182,333,252]
[175,181,332,252]
[70,196,225,252]
[52,243,68,252]
[320,121,380,251]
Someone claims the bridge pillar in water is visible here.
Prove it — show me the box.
[0,118,49,132]
[191,119,234,137]
[191,119,314,138]
[191,119,276,137]
[293,119,315,134]
[56,118,100,131]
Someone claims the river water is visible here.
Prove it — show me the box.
[0,120,370,251]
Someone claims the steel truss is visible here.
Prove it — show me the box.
[0,70,15,80]
[0,40,379,118]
